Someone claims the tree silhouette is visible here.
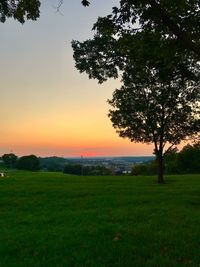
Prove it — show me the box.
[72,3,200,183]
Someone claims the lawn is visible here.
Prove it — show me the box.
[0,171,200,267]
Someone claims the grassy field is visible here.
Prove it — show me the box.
[0,171,200,267]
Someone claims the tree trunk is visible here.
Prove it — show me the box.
[157,154,165,184]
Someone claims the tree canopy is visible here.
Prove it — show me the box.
[109,0,200,57]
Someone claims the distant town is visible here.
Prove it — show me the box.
[41,156,155,175]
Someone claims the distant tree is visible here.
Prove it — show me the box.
[1,153,18,169]
[17,155,40,171]
[40,156,66,172]
[177,142,200,174]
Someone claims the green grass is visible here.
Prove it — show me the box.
[0,171,200,267]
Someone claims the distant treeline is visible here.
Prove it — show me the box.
[0,154,112,175]
[0,155,67,172]
[0,155,66,172]
[0,154,40,171]
[0,142,199,175]
[132,142,200,175]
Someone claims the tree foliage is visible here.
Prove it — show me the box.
[0,0,41,23]
[110,0,200,57]
[0,0,89,23]
[74,0,200,57]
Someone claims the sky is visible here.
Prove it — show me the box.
[0,0,154,157]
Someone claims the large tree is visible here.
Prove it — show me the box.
[108,78,199,183]
[72,2,200,183]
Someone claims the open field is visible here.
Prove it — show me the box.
[0,171,200,267]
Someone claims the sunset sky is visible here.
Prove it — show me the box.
[0,0,154,157]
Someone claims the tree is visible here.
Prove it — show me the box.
[1,153,18,168]
[0,0,89,23]
[40,156,67,172]
[72,3,200,183]
[17,155,40,171]
[108,79,199,183]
